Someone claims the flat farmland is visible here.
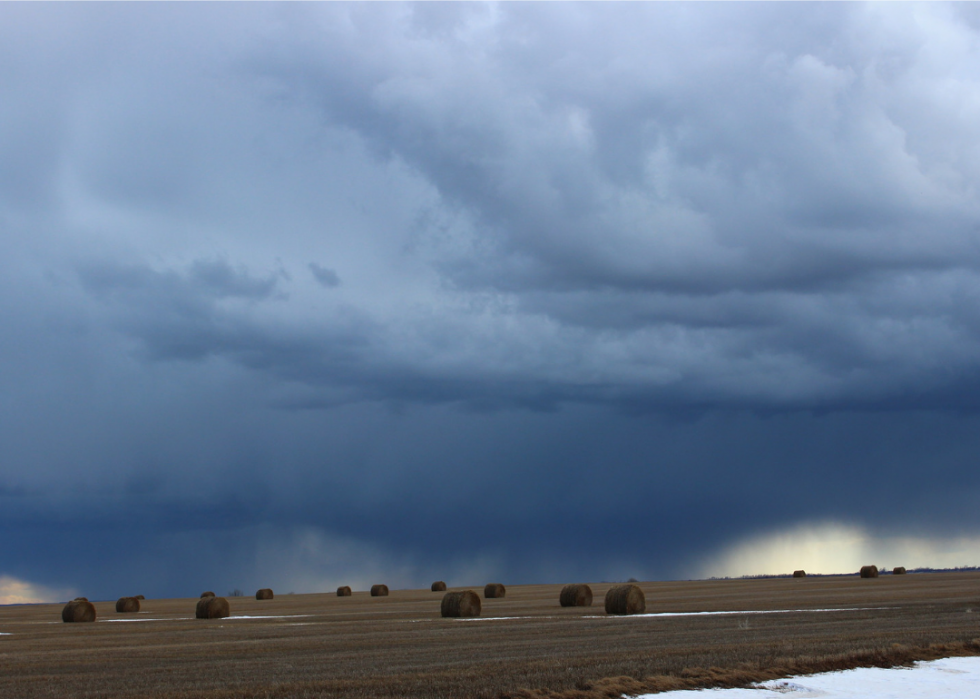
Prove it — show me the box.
[1,573,979,699]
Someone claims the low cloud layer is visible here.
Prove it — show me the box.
[2,3,980,599]
[702,522,980,578]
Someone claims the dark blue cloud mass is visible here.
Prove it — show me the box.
[3,2,980,601]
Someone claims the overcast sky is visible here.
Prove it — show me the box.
[4,2,980,603]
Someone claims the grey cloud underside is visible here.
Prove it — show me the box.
[263,4,980,297]
[44,1,976,413]
[70,255,980,413]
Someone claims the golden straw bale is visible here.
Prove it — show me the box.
[860,565,879,578]
[893,566,907,575]
[255,588,274,600]
[61,599,96,623]
[605,584,645,615]
[370,584,389,597]
[115,597,140,613]
[337,586,352,597]
[431,581,447,592]
[793,570,806,578]
[195,596,230,619]
[441,590,481,618]
[559,584,593,607]
[195,597,211,618]
[483,583,506,599]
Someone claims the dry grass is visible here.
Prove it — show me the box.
[194,596,230,620]
[440,590,482,618]
[484,584,506,599]
[558,585,592,608]
[603,584,645,615]
[115,597,141,614]
[2,572,979,698]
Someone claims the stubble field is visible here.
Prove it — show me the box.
[1,572,979,699]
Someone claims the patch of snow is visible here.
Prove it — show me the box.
[443,608,881,623]
[100,618,173,623]
[45,613,314,624]
[586,607,885,619]
[454,616,557,621]
[223,614,314,620]
[634,656,980,698]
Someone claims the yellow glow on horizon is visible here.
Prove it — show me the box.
[0,575,73,605]
[697,522,980,578]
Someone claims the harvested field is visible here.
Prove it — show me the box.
[2,572,980,698]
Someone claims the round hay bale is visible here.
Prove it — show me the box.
[860,565,879,578]
[370,584,389,597]
[483,583,506,599]
[200,591,215,598]
[441,590,481,618]
[793,570,806,578]
[559,584,593,607]
[605,584,645,615]
[337,586,352,597]
[115,596,140,613]
[431,581,447,592]
[256,588,274,600]
[893,566,907,575]
[195,597,211,618]
[74,597,88,601]
[195,596,230,619]
[135,595,145,600]
[62,599,96,623]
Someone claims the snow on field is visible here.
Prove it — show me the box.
[453,608,884,623]
[100,618,174,622]
[584,607,883,620]
[224,614,314,620]
[90,614,316,623]
[455,616,543,621]
[636,656,980,698]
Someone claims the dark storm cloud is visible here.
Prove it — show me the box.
[202,1,980,412]
[261,3,980,300]
[4,2,980,600]
[76,259,286,361]
[78,259,281,303]
[309,263,341,288]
